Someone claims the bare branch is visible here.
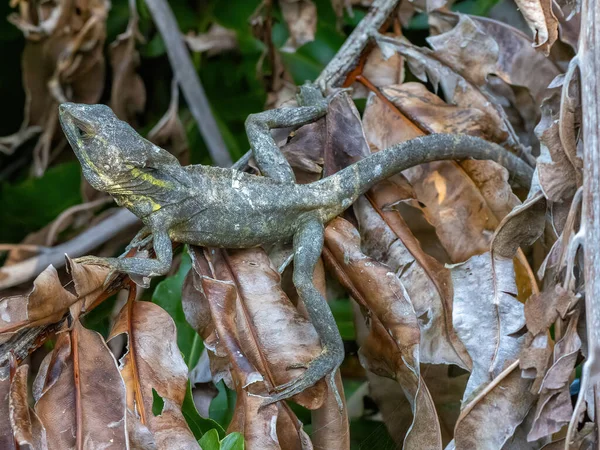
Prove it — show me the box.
[316,0,401,91]
[0,209,139,290]
[143,0,232,167]
[571,0,600,439]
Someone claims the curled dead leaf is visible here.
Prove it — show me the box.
[513,0,559,54]
[9,365,47,450]
[324,217,443,449]
[191,246,327,410]
[0,258,110,335]
[108,300,199,449]
[492,191,547,259]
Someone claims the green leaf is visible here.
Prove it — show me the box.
[209,381,236,430]
[330,298,355,341]
[152,250,203,369]
[221,432,245,450]
[349,418,395,450]
[453,0,500,16]
[152,389,165,416]
[199,429,244,450]
[182,381,225,439]
[199,429,221,450]
[0,161,82,243]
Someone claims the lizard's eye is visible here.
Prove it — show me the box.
[72,118,93,140]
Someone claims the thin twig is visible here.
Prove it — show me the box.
[143,0,232,167]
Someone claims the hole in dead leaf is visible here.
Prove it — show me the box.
[152,388,165,416]
[417,309,431,327]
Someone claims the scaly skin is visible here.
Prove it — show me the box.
[58,86,533,409]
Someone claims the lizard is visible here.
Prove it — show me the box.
[58,84,533,408]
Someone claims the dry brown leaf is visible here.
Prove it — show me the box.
[513,0,559,54]
[186,252,314,449]
[308,254,349,450]
[541,423,596,450]
[525,284,578,336]
[0,258,109,335]
[108,300,199,449]
[229,390,281,449]
[353,186,471,368]
[362,91,518,262]
[323,92,371,176]
[380,83,498,141]
[375,82,523,233]
[194,247,327,409]
[528,310,581,440]
[350,45,404,98]
[536,91,581,202]
[280,121,326,184]
[453,361,535,449]
[324,217,443,449]
[450,253,526,401]
[310,371,349,450]
[553,1,580,52]
[7,0,108,173]
[33,320,127,449]
[185,24,238,55]
[197,275,283,449]
[501,405,549,449]
[375,35,517,146]
[492,190,547,258]
[125,409,157,450]
[275,403,314,450]
[427,14,499,87]
[519,332,553,393]
[109,7,146,125]
[429,12,561,105]
[9,365,47,450]
[280,0,317,52]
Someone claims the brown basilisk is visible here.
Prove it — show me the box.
[59,85,533,409]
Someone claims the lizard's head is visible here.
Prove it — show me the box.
[59,103,189,216]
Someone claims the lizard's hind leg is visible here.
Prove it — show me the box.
[263,218,345,409]
[244,90,327,184]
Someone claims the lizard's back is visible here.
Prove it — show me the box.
[166,165,334,247]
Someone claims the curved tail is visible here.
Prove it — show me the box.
[316,134,534,206]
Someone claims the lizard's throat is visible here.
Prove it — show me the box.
[113,193,163,218]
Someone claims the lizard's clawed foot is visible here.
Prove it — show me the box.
[261,349,344,410]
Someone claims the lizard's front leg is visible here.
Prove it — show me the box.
[75,228,173,278]
[245,84,328,184]
[263,218,345,409]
